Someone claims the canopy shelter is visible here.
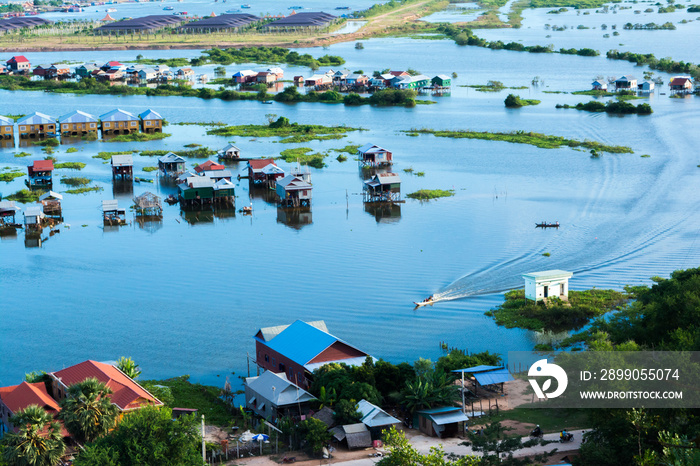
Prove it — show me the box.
[452,366,515,411]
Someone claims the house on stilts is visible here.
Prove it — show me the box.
[363,173,401,203]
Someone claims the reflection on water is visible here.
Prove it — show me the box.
[112,180,134,196]
[24,232,43,248]
[135,217,163,234]
[248,185,277,204]
[276,207,312,230]
[364,202,401,224]
[0,139,14,149]
[180,207,236,225]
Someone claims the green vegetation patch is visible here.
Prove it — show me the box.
[406,189,455,200]
[572,89,616,96]
[404,128,633,153]
[107,132,171,143]
[61,176,91,187]
[278,147,327,169]
[65,186,103,195]
[190,46,345,69]
[13,151,31,158]
[140,376,237,427]
[94,151,135,161]
[330,144,360,155]
[143,166,158,172]
[208,117,358,143]
[488,406,588,432]
[32,137,59,147]
[556,100,653,114]
[174,121,227,127]
[505,94,541,107]
[66,147,79,153]
[0,171,24,182]
[487,288,628,332]
[54,162,86,170]
[5,189,45,203]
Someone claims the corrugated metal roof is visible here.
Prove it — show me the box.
[357,399,400,428]
[426,410,469,425]
[99,108,138,122]
[24,206,44,217]
[330,426,346,441]
[102,200,119,211]
[357,143,388,154]
[39,191,63,201]
[0,115,13,125]
[245,371,315,407]
[17,112,55,125]
[452,365,502,373]
[522,270,572,281]
[374,173,400,185]
[31,160,54,171]
[343,423,368,434]
[277,175,311,190]
[258,320,328,342]
[474,368,514,386]
[57,110,98,124]
[138,109,162,120]
[159,153,186,163]
[263,320,338,367]
[111,154,133,166]
[0,201,20,213]
[344,424,372,449]
[233,70,256,77]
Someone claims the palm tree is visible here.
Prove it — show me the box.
[1,404,66,466]
[115,357,141,380]
[57,378,119,444]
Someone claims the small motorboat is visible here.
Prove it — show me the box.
[241,3,251,7]
[261,100,273,104]
[239,204,253,214]
[163,5,174,10]
[413,296,435,308]
[536,222,560,228]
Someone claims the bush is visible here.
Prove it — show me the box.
[504,94,522,107]
[343,93,364,105]
[269,116,290,128]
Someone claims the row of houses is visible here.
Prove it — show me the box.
[0,109,163,139]
[295,69,451,91]
[592,75,694,93]
[232,67,284,84]
[0,359,163,447]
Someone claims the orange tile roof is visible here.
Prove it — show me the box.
[51,360,162,411]
[248,158,275,169]
[0,382,60,415]
[195,160,225,173]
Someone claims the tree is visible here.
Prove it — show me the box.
[298,418,331,456]
[401,369,458,417]
[1,405,66,466]
[269,116,290,128]
[116,357,141,380]
[465,422,554,465]
[58,378,119,444]
[333,399,362,425]
[504,94,523,108]
[72,407,202,466]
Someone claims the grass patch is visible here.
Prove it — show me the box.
[641,154,651,158]
[330,144,360,155]
[143,166,158,172]
[542,90,567,94]
[5,189,45,203]
[279,134,346,144]
[174,121,227,127]
[406,189,455,200]
[31,137,59,147]
[208,119,359,143]
[94,151,135,161]
[13,151,31,158]
[556,101,652,115]
[54,162,86,170]
[404,128,633,154]
[0,171,24,182]
[65,186,103,195]
[488,288,628,332]
[542,252,551,257]
[107,132,171,143]
[278,147,327,169]
[461,81,527,92]
[184,143,201,148]
[66,147,79,153]
[139,148,217,158]
[140,376,237,427]
[486,406,589,433]
[572,89,615,96]
[336,154,348,162]
[61,177,91,187]
[505,94,541,107]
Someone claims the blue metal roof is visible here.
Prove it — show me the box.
[263,320,338,367]
[417,406,462,415]
[452,365,502,374]
[474,368,514,386]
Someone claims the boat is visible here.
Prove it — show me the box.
[289,5,302,9]
[105,7,116,12]
[239,204,253,214]
[163,5,174,9]
[413,296,436,308]
[335,6,350,9]
[261,100,273,104]
[241,3,251,7]
[535,222,559,228]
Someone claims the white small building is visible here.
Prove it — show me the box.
[522,270,573,302]
[639,81,655,93]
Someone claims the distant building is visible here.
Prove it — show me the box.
[23,205,45,231]
[16,112,56,138]
[357,399,400,437]
[0,382,66,440]
[276,175,312,207]
[254,320,374,389]
[591,80,607,91]
[247,159,279,184]
[357,143,392,167]
[363,173,401,203]
[669,76,693,93]
[638,81,655,93]
[219,143,241,159]
[111,154,134,180]
[432,75,451,88]
[244,370,315,421]
[158,153,186,177]
[233,70,257,83]
[0,115,13,139]
[415,407,469,438]
[39,191,63,218]
[102,200,126,225]
[522,270,573,302]
[614,75,637,91]
[330,423,372,450]
[27,159,54,188]
[100,109,139,135]
[6,55,30,72]
[57,110,98,136]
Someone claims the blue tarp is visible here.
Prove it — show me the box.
[474,368,514,386]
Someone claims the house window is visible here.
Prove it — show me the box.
[90,123,96,128]
[146,121,152,126]
[297,372,304,384]
[20,126,26,131]
[272,358,276,367]
[278,363,285,372]
[264,354,269,363]
[130,122,137,127]
[104,122,111,128]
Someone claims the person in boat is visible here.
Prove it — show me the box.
[424,295,434,303]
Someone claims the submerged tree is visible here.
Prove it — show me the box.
[1,405,66,466]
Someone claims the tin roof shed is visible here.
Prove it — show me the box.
[57,110,98,124]
[100,108,138,122]
[17,112,55,126]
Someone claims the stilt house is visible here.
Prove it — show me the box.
[57,110,98,136]
[102,200,126,225]
[23,205,45,231]
[133,192,163,217]
[100,109,139,135]
[39,191,62,218]
[357,144,393,167]
[17,112,56,138]
[276,175,312,207]
[138,109,163,133]
[27,160,54,188]
[0,115,13,139]
[363,173,401,202]
[158,153,186,178]
[111,154,134,180]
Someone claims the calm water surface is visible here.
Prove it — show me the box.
[2,24,700,388]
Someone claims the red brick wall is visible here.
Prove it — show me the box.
[307,341,366,364]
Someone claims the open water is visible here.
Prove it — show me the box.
[2,3,700,388]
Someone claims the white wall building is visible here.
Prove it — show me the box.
[522,270,573,302]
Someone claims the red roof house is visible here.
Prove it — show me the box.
[6,55,31,72]
[389,71,409,77]
[49,360,163,412]
[194,160,225,173]
[0,382,69,437]
[29,159,54,174]
[669,76,693,92]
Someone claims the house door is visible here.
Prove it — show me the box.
[543,286,549,298]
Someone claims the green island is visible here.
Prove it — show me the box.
[461,80,528,92]
[107,132,171,143]
[5,189,45,203]
[504,94,541,107]
[556,100,653,114]
[140,148,217,158]
[207,117,360,144]
[0,170,24,182]
[189,47,344,68]
[65,186,103,195]
[61,177,91,187]
[278,147,327,169]
[406,189,455,200]
[403,128,633,153]
[93,150,135,161]
[142,167,158,172]
[54,162,86,170]
[485,288,629,332]
[12,151,31,158]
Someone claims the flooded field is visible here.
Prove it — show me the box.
[2,12,700,387]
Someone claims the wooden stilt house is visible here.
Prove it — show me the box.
[133,192,163,217]
[138,109,163,133]
[0,201,21,230]
[363,173,401,203]
[16,112,56,139]
[158,153,186,178]
[357,144,393,167]
[276,175,312,207]
[39,191,62,218]
[57,110,98,136]
[26,160,54,188]
[219,143,241,160]
[23,205,45,231]
[0,115,14,140]
[111,154,134,180]
[102,200,127,225]
[100,109,139,135]
[247,159,283,186]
